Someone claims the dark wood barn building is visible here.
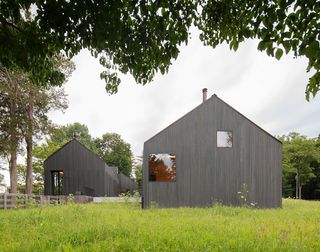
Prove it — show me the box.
[142,90,282,208]
[44,139,137,197]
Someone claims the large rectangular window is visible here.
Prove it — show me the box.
[217,131,233,147]
[149,154,176,182]
[52,171,64,195]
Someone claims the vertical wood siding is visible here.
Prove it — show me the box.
[143,95,282,208]
[104,165,120,196]
[118,173,138,194]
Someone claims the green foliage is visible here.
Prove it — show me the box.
[26,195,37,208]
[17,161,44,194]
[67,194,75,205]
[0,59,70,193]
[50,123,94,150]
[17,164,26,193]
[237,183,257,208]
[1,1,319,98]
[0,200,320,250]
[133,163,142,190]
[35,122,96,159]
[0,68,29,160]
[119,191,131,204]
[1,1,195,93]
[197,0,320,100]
[119,190,141,204]
[279,133,320,198]
[95,133,133,177]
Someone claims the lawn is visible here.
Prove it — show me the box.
[0,199,319,251]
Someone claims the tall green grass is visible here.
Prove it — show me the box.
[0,199,319,251]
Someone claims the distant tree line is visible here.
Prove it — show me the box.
[279,133,320,199]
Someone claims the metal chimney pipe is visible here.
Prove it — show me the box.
[202,88,208,103]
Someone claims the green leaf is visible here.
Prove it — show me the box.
[283,41,291,54]
[275,48,283,60]
[258,41,268,51]
[231,40,239,51]
[266,46,275,57]
[229,40,234,50]
[161,8,165,16]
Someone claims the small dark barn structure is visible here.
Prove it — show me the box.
[142,90,282,208]
[44,139,137,197]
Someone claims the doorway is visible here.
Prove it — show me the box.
[52,171,64,195]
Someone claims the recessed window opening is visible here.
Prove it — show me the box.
[149,153,176,182]
[52,170,64,195]
[217,131,233,147]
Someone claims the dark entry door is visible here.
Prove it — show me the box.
[52,171,64,195]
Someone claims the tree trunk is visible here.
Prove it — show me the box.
[295,174,299,199]
[296,173,302,199]
[25,134,33,194]
[25,92,34,194]
[9,143,18,193]
[299,185,302,199]
[8,73,18,194]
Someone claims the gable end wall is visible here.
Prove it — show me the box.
[142,96,282,208]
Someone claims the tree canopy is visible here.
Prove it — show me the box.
[0,51,72,193]
[280,133,320,199]
[1,1,319,98]
[49,122,96,152]
[95,133,133,177]
[133,156,143,190]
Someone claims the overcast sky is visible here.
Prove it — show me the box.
[49,31,319,158]
[2,30,320,187]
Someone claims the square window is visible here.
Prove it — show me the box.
[217,131,233,147]
[149,154,176,182]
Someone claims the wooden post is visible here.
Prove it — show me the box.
[4,193,7,209]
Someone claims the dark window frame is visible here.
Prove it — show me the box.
[148,153,177,182]
[217,130,233,148]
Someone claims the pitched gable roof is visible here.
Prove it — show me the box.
[213,95,282,144]
[44,139,105,163]
[146,94,281,144]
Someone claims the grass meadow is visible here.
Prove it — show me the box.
[0,199,319,251]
